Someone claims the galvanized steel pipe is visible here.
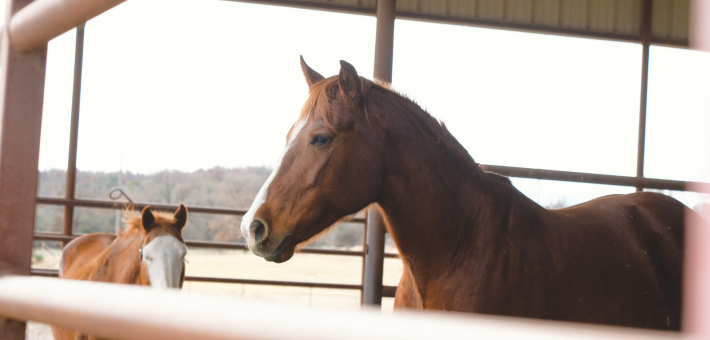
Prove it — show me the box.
[0,276,684,340]
[61,24,85,246]
[8,0,125,52]
[363,0,397,307]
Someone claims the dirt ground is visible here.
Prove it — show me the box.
[28,245,403,339]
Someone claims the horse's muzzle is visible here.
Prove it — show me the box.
[263,235,292,263]
[247,220,293,262]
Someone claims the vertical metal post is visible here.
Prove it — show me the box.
[62,24,85,245]
[0,0,48,338]
[373,0,396,83]
[684,2,710,336]
[360,215,368,304]
[635,0,652,192]
[363,0,396,307]
[363,207,386,306]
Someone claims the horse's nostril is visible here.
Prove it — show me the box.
[255,224,265,242]
[249,220,267,244]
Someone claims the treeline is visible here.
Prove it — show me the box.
[36,167,364,248]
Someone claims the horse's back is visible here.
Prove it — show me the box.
[547,191,686,329]
[558,191,685,274]
[60,233,116,279]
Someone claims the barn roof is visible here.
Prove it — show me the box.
[245,0,689,47]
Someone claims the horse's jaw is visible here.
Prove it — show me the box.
[142,235,186,289]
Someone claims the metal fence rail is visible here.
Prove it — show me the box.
[33,197,399,297]
[8,0,125,52]
[21,0,710,312]
[30,268,372,291]
[480,165,710,193]
[0,276,686,340]
[0,0,706,339]
[31,268,400,297]
[33,232,393,258]
[38,196,366,221]
[33,162,710,300]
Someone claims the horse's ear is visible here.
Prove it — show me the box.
[338,60,361,106]
[173,204,188,230]
[141,206,156,233]
[300,56,324,87]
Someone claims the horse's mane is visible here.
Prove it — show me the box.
[294,73,456,138]
[120,206,180,234]
[296,74,512,188]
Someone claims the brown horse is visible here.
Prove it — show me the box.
[51,205,188,340]
[239,57,695,330]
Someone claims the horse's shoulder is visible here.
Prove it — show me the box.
[60,233,117,279]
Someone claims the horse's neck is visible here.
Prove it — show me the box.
[373,92,541,282]
[95,230,148,285]
[379,156,516,269]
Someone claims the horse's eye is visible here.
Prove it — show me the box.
[310,134,331,146]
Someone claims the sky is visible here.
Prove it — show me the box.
[2,0,708,208]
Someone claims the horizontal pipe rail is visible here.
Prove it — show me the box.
[8,0,125,53]
[37,197,246,216]
[30,268,399,297]
[480,164,710,193]
[35,197,367,223]
[0,276,684,340]
[33,232,399,258]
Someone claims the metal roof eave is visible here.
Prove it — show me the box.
[227,0,689,48]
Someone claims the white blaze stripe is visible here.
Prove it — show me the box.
[142,235,187,289]
[240,119,307,244]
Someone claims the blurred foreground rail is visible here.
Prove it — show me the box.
[0,276,687,340]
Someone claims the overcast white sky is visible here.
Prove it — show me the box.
[2,0,708,207]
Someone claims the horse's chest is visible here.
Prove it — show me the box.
[393,264,423,309]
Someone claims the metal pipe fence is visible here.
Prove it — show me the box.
[33,197,399,298]
[1,0,707,338]
[25,0,710,313]
[33,163,710,299]
[0,275,687,340]
[479,165,710,193]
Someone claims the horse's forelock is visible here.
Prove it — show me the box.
[290,75,374,140]
[122,208,182,235]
